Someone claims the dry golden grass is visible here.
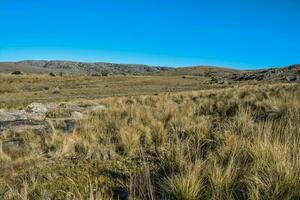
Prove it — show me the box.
[0,81,300,199]
[0,73,219,109]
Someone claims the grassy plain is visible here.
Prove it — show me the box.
[0,74,299,199]
[0,74,220,109]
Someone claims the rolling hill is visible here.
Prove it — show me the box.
[0,60,171,75]
[0,61,299,84]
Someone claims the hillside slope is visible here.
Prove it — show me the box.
[0,60,171,75]
[158,65,239,76]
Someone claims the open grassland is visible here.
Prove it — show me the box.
[0,82,299,199]
[0,74,220,109]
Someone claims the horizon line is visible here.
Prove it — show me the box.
[0,59,295,70]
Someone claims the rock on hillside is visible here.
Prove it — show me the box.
[231,65,300,82]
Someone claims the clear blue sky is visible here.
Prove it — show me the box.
[0,0,299,69]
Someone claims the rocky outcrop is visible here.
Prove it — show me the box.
[285,75,299,82]
[0,105,47,123]
[233,74,264,81]
[1,102,106,151]
[0,102,106,135]
[224,66,300,83]
[0,103,50,134]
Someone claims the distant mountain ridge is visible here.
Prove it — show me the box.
[0,60,172,75]
[0,61,299,82]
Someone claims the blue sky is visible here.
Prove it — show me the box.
[0,0,299,69]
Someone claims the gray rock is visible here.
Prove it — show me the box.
[238,74,265,81]
[26,103,48,114]
[0,120,51,134]
[0,110,29,122]
[286,75,298,82]
[0,103,50,134]
[0,109,18,122]
[0,102,105,134]
[26,112,47,121]
[0,108,47,123]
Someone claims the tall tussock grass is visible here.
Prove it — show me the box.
[0,83,299,199]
